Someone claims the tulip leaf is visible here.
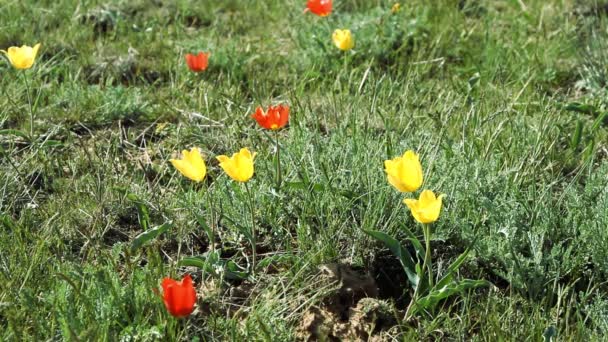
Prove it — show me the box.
[364,229,419,289]
[0,129,29,139]
[39,140,64,148]
[435,247,472,290]
[178,252,249,280]
[193,210,214,244]
[564,102,598,115]
[415,279,490,312]
[225,260,249,280]
[256,253,297,270]
[127,193,150,231]
[570,120,583,150]
[178,255,216,274]
[130,222,172,252]
[591,111,608,131]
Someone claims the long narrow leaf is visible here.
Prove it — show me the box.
[435,247,472,290]
[416,279,490,312]
[364,229,419,289]
[130,222,172,252]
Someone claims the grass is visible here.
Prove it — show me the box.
[1,0,608,340]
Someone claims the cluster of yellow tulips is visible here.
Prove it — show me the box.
[170,147,255,184]
[384,150,444,223]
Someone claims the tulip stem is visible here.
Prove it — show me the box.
[404,223,434,321]
[203,182,216,253]
[21,72,34,139]
[421,223,433,288]
[244,182,256,274]
[274,130,282,189]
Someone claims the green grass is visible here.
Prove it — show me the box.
[1,0,608,340]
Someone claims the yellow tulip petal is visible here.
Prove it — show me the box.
[170,148,206,182]
[403,190,444,224]
[32,43,41,60]
[217,148,254,182]
[385,150,423,193]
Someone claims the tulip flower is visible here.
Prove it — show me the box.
[403,190,445,224]
[216,148,255,183]
[251,105,290,131]
[170,148,207,182]
[217,148,258,271]
[305,0,332,17]
[185,52,210,72]
[384,150,423,193]
[251,104,289,188]
[1,43,41,70]
[391,3,401,14]
[161,274,197,318]
[332,29,354,51]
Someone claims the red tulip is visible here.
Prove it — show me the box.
[305,0,332,16]
[185,52,209,72]
[251,104,290,130]
[161,274,197,318]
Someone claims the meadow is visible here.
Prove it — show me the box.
[1,0,608,340]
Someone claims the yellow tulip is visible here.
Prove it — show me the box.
[170,148,207,182]
[384,150,423,192]
[403,190,444,224]
[1,43,41,69]
[332,29,354,51]
[216,148,255,182]
[391,3,401,14]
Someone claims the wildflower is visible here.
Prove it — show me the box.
[185,52,210,72]
[391,3,401,14]
[170,148,207,182]
[161,274,197,318]
[384,150,423,192]
[305,0,332,16]
[1,43,41,69]
[403,190,445,224]
[216,148,255,182]
[332,29,354,51]
[251,104,289,130]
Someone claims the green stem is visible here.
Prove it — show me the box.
[404,223,434,321]
[274,130,282,189]
[21,72,34,139]
[203,182,216,253]
[244,182,256,274]
[421,223,433,288]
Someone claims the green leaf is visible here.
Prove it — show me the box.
[416,279,490,312]
[40,140,64,148]
[192,210,214,243]
[284,181,325,192]
[225,260,249,280]
[435,247,472,290]
[364,229,419,289]
[0,214,17,230]
[591,111,608,131]
[256,253,297,270]
[564,102,597,115]
[178,251,249,280]
[570,120,583,150]
[127,193,150,230]
[178,251,221,275]
[130,222,172,252]
[0,129,29,139]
